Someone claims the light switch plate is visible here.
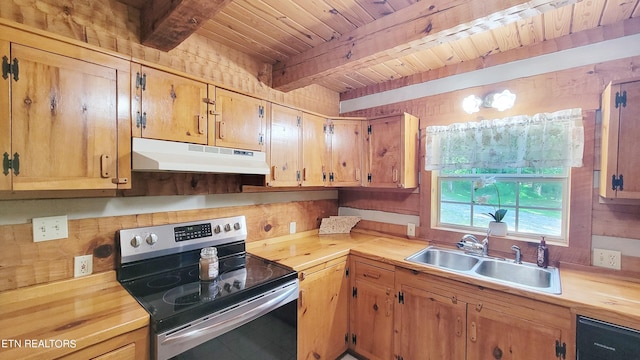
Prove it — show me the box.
[32,215,68,242]
[290,222,296,234]
[407,223,416,237]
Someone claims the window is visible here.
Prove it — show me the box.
[437,168,569,240]
[425,108,584,242]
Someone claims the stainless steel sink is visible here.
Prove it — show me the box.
[405,246,561,294]
[405,247,480,271]
[474,260,560,293]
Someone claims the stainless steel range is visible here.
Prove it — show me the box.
[117,216,298,360]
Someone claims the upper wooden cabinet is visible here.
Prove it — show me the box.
[0,35,131,192]
[326,119,364,187]
[213,87,266,151]
[600,80,640,200]
[131,64,208,145]
[268,104,301,187]
[268,105,328,187]
[365,113,419,189]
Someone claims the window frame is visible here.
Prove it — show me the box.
[432,169,571,243]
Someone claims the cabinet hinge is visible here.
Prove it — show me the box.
[296,171,301,182]
[367,173,372,183]
[2,152,19,176]
[322,172,327,182]
[136,72,146,91]
[258,105,265,118]
[344,333,349,344]
[345,266,350,278]
[398,291,404,304]
[329,172,334,182]
[611,174,624,191]
[367,124,372,134]
[2,56,18,81]
[258,132,265,146]
[136,112,147,129]
[330,124,334,134]
[615,90,627,108]
[555,340,566,359]
[297,116,301,127]
[352,287,357,298]
[351,334,357,346]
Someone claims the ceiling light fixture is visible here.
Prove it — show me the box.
[462,90,516,114]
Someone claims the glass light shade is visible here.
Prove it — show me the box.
[489,90,516,111]
[462,95,482,114]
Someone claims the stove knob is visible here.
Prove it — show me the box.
[223,282,232,292]
[146,233,158,245]
[224,224,231,232]
[233,222,241,230]
[233,280,242,289]
[130,235,142,248]
[213,225,221,234]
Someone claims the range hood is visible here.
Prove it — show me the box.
[132,138,270,175]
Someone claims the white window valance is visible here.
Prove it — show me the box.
[424,108,584,171]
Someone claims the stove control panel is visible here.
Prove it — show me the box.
[118,216,247,264]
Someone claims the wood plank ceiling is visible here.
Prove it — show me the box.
[120,0,640,94]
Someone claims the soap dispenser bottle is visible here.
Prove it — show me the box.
[537,237,549,268]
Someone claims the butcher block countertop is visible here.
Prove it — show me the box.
[0,271,149,360]
[248,229,640,331]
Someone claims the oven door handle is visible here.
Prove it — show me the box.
[161,282,297,346]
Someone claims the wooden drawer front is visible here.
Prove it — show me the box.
[354,261,394,288]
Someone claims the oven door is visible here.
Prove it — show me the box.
[156,279,298,360]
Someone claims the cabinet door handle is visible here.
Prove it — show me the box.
[363,272,381,279]
[197,115,206,134]
[386,298,392,317]
[272,166,277,181]
[298,289,304,308]
[218,121,226,139]
[100,154,111,178]
[455,315,462,337]
[302,168,307,181]
[470,321,477,342]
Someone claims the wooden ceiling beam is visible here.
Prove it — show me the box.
[272,0,579,92]
[140,0,234,52]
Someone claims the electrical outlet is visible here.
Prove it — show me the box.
[407,223,416,237]
[74,255,93,277]
[32,215,68,242]
[593,248,621,270]
[289,221,296,234]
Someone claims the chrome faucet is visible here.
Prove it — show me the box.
[511,245,522,264]
[457,231,490,256]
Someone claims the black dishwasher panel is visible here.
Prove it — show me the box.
[577,316,640,360]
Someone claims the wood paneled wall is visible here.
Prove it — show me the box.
[0,0,339,116]
[0,199,338,292]
[340,23,640,269]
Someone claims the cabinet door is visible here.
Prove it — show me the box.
[268,104,300,186]
[133,65,208,145]
[600,81,640,199]
[301,112,327,187]
[467,304,564,360]
[10,44,118,191]
[367,113,419,188]
[395,284,466,360]
[0,39,10,190]
[215,88,266,151]
[298,260,349,360]
[328,119,363,186]
[351,280,394,359]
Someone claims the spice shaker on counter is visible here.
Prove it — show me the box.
[537,237,549,268]
[199,247,219,281]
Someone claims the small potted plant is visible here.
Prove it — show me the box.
[475,177,508,236]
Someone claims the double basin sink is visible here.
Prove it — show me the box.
[405,246,561,294]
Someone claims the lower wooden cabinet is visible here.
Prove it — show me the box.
[298,257,349,360]
[57,327,148,360]
[394,267,572,360]
[349,256,395,360]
